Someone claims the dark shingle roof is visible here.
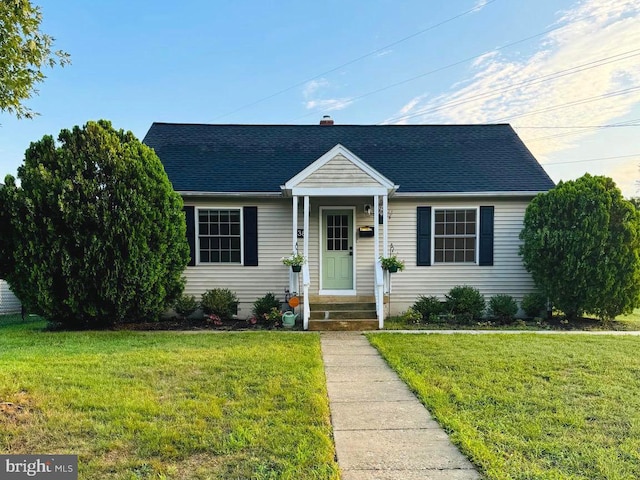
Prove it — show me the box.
[142,123,554,193]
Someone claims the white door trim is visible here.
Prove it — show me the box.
[319,206,357,295]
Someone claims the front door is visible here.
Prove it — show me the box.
[322,209,354,291]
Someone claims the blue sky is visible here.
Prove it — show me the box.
[1,0,639,196]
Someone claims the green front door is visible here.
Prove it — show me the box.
[322,209,354,290]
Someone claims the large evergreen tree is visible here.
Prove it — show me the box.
[0,120,189,328]
[519,174,640,320]
[0,0,70,119]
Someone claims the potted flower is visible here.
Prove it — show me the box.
[282,252,306,272]
[379,254,405,273]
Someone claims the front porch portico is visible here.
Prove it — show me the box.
[281,144,398,330]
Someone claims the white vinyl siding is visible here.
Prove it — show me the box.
[181,196,536,318]
[382,198,534,314]
[298,154,382,188]
[0,280,21,314]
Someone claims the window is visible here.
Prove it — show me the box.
[434,209,476,263]
[198,209,241,263]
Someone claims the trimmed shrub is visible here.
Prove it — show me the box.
[520,174,640,320]
[402,307,423,324]
[253,292,281,320]
[445,286,485,322]
[488,294,518,324]
[0,120,189,328]
[521,292,547,318]
[174,294,198,319]
[201,289,238,321]
[412,295,444,323]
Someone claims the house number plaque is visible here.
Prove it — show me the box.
[297,229,304,238]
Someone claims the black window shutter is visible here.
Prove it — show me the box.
[479,206,494,266]
[183,206,196,266]
[416,206,431,266]
[243,206,258,266]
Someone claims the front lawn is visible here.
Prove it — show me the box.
[367,333,640,480]
[0,315,338,479]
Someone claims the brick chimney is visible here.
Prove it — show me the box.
[319,115,334,125]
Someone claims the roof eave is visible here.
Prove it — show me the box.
[393,190,548,198]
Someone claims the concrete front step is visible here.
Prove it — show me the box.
[310,302,376,311]
[308,295,377,304]
[310,310,377,320]
[309,319,379,331]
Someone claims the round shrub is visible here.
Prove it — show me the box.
[488,294,518,324]
[521,292,548,318]
[174,294,198,319]
[253,292,281,319]
[445,286,485,321]
[412,295,444,323]
[402,307,423,324]
[201,288,238,320]
[0,120,189,328]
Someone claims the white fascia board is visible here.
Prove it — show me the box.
[291,186,389,197]
[392,191,545,198]
[178,191,282,198]
[283,144,395,189]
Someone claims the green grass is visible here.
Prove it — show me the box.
[0,314,338,479]
[367,333,640,480]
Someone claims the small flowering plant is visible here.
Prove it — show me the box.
[263,307,282,328]
[281,252,306,267]
[379,254,405,272]
[205,313,224,326]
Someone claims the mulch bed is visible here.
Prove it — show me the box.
[116,318,294,331]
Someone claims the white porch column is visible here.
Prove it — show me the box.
[303,196,310,259]
[373,195,380,262]
[383,194,389,256]
[292,196,298,253]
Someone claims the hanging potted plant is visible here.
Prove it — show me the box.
[282,252,306,272]
[379,254,405,273]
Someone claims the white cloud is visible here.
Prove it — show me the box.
[305,98,354,111]
[388,0,640,194]
[303,78,330,99]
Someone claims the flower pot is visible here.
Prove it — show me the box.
[291,265,302,272]
[387,265,398,273]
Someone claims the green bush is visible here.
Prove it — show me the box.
[521,292,547,318]
[412,295,444,323]
[520,174,640,320]
[402,307,423,324]
[253,292,281,319]
[0,120,189,328]
[201,289,238,320]
[488,294,518,324]
[174,294,198,319]
[445,286,485,322]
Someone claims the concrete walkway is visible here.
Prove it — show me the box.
[321,332,480,480]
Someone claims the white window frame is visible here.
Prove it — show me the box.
[431,206,479,265]
[195,207,244,265]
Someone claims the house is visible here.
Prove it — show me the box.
[143,117,554,330]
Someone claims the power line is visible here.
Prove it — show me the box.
[487,86,640,123]
[382,49,640,124]
[298,9,625,121]
[520,118,640,143]
[298,22,577,120]
[211,0,499,121]
[543,153,640,166]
